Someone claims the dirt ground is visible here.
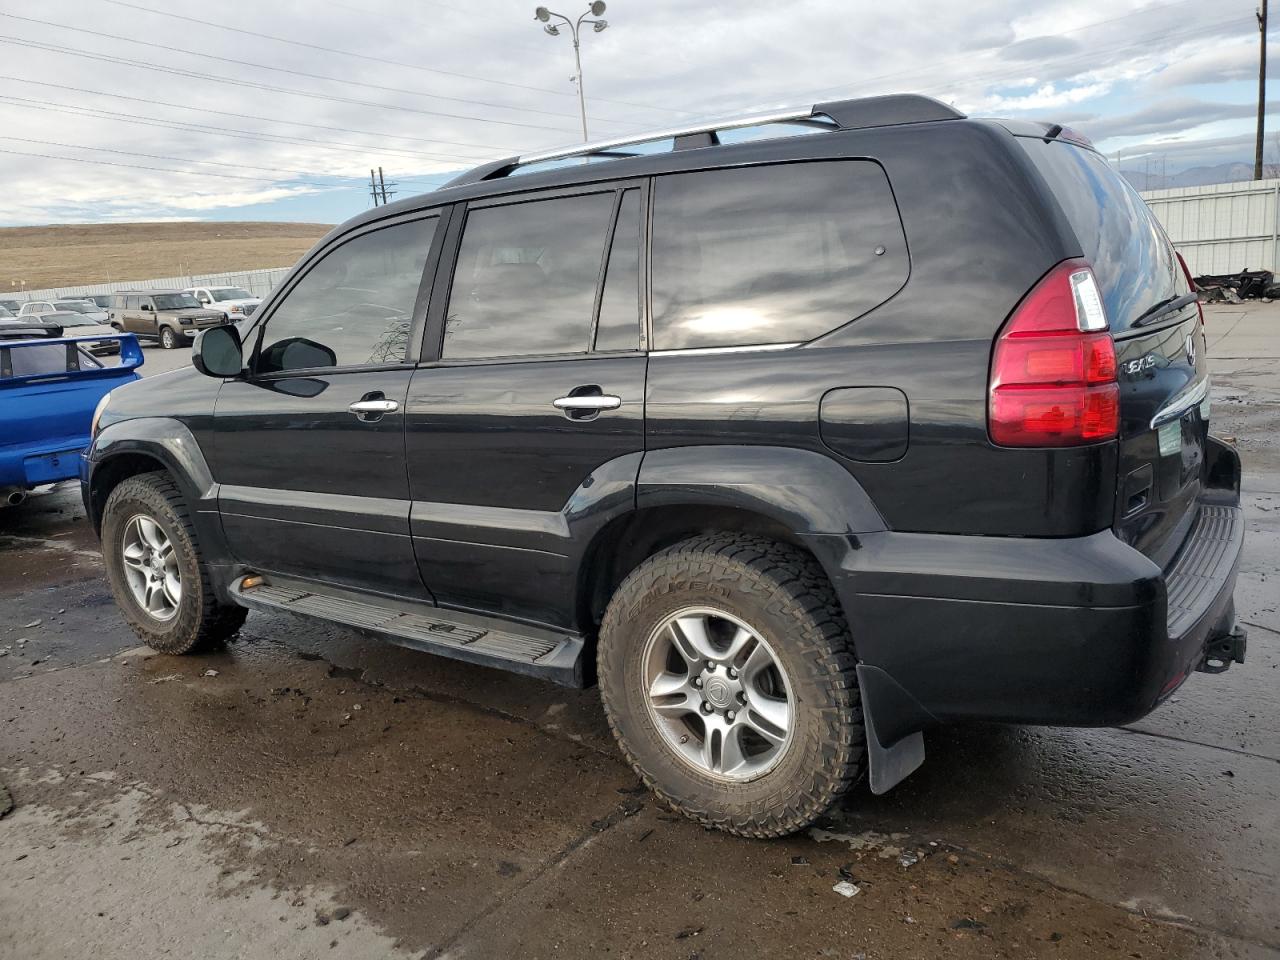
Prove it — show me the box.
[1,304,1277,959]
[0,221,331,289]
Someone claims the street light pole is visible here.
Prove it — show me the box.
[535,3,609,142]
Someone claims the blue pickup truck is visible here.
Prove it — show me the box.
[0,326,143,506]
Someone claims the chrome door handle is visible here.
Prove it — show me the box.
[552,395,621,411]
[349,399,399,414]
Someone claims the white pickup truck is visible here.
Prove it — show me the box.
[183,285,262,321]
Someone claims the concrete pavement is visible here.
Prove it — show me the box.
[2,303,1278,959]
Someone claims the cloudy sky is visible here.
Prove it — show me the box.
[0,0,1271,225]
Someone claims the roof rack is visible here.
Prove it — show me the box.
[444,93,964,188]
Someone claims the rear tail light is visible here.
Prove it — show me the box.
[1175,252,1205,326]
[989,259,1119,447]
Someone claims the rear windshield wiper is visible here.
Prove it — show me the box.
[1131,292,1200,329]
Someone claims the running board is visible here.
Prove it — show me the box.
[230,576,585,687]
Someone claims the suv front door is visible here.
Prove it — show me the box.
[405,184,648,628]
[212,211,446,598]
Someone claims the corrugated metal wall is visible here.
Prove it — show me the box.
[1141,179,1280,277]
[16,266,293,304]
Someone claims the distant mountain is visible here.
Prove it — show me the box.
[1122,162,1268,192]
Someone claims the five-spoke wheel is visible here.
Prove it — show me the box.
[120,514,183,621]
[643,607,793,780]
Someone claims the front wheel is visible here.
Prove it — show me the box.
[102,472,246,654]
[598,534,865,837]
[159,326,178,349]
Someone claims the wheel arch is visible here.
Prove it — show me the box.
[577,445,887,636]
[86,418,229,564]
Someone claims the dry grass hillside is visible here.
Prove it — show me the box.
[0,221,333,290]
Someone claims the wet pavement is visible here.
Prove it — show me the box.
[2,307,1278,959]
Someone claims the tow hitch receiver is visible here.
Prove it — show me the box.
[1197,627,1248,674]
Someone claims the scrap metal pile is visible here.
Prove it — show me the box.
[1192,269,1280,302]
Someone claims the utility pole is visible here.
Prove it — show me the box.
[1257,0,1268,180]
[378,167,397,205]
[369,169,381,207]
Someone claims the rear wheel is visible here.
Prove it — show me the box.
[102,472,245,654]
[159,326,178,349]
[598,534,864,837]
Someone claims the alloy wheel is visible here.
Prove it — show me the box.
[641,606,794,781]
[120,514,182,621]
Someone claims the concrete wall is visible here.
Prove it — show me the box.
[1142,179,1280,277]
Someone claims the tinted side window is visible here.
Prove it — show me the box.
[594,189,642,352]
[651,161,908,350]
[1018,139,1180,333]
[443,192,615,359]
[258,217,437,373]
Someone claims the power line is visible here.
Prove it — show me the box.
[0,76,512,153]
[0,133,343,179]
[0,93,483,166]
[0,12,636,127]
[0,144,333,185]
[0,34,591,133]
[100,0,689,117]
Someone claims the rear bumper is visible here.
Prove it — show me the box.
[2,437,90,488]
[819,448,1245,735]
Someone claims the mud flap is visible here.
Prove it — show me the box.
[856,663,931,795]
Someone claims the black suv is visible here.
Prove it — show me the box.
[82,94,1246,837]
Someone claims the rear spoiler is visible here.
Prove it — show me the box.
[0,333,144,384]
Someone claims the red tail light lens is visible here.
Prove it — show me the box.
[989,259,1119,447]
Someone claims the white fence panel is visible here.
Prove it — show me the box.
[1142,179,1280,276]
[18,266,294,304]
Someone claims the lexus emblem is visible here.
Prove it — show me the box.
[1185,333,1197,366]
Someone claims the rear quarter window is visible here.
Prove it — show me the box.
[1018,138,1181,332]
[650,160,909,351]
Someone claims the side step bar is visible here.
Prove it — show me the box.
[230,576,585,687]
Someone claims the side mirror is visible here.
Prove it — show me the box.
[192,324,244,378]
[259,337,337,372]
[141,303,151,311]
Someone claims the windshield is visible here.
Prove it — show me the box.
[54,314,99,327]
[0,306,12,318]
[0,300,22,313]
[54,301,94,313]
[211,287,252,301]
[154,293,202,310]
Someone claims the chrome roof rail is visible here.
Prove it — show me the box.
[443,94,963,189]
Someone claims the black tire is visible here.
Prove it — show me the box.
[598,534,864,837]
[102,471,246,655]
[159,326,177,349]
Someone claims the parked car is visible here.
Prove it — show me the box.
[82,94,1245,837]
[0,305,14,319]
[2,331,141,507]
[82,294,114,310]
[184,285,262,320]
[0,298,25,315]
[41,310,122,356]
[108,290,226,349]
[0,316,64,341]
[54,299,111,324]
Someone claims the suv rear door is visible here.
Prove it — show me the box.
[404,182,648,628]
[1019,138,1207,567]
[212,211,446,598]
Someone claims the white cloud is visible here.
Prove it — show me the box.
[0,0,1266,226]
